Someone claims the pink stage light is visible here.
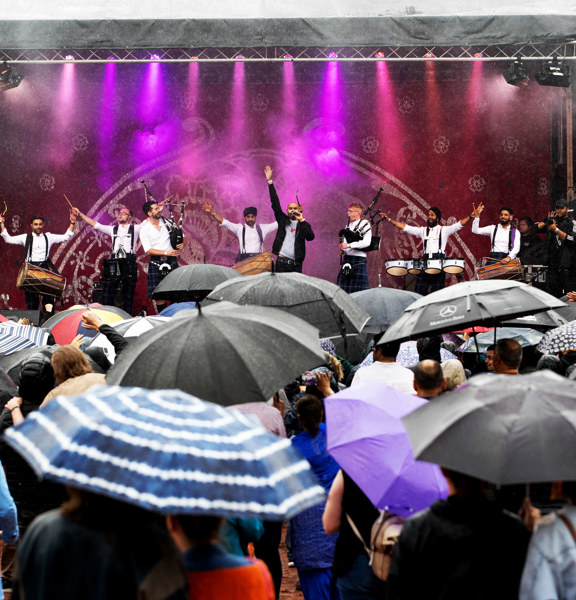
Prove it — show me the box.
[283,54,292,60]
[375,51,386,59]
[149,54,161,61]
[328,52,339,59]
[235,55,244,60]
[474,53,484,58]
[64,55,74,61]
[424,52,436,59]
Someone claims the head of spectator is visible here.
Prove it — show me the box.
[518,216,534,236]
[417,335,442,362]
[536,353,564,375]
[493,339,522,374]
[373,339,402,363]
[51,345,94,385]
[441,359,467,391]
[18,351,55,409]
[413,360,446,398]
[296,394,324,437]
[485,344,495,372]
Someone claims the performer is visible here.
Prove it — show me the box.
[471,204,520,264]
[73,206,143,315]
[140,200,187,312]
[337,202,372,293]
[202,201,277,262]
[0,212,76,311]
[264,165,315,273]
[384,207,473,295]
[534,198,576,297]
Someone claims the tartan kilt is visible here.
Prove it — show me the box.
[337,256,370,293]
[147,257,179,298]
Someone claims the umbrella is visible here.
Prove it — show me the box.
[350,288,421,334]
[537,321,576,354]
[207,272,370,339]
[43,304,130,345]
[4,385,325,520]
[0,346,55,385]
[402,371,576,485]
[0,322,50,346]
[324,382,448,517]
[379,280,565,344]
[87,316,173,364]
[106,302,326,406]
[0,331,39,355]
[357,342,456,369]
[457,327,543,354]
[159,302,197,316]
[152,264,242,302]
[0,368,17,396]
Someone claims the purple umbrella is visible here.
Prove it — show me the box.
[324,382,448,517]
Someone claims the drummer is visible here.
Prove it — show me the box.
[202,200,277,262]
[0,211,76,311]
[471,203,520,264]
[384,206,473,295]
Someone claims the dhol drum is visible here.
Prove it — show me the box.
[232,251,274,276]
[476,257,524,281]
[16,262,66,298]
[385,259,408,277]
[424,259,443,275]
[443,258,465,274]
[406,259,422,275]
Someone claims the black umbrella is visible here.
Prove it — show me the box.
[106,302,326,406]
[0,346,55,385]
[402,371,576,485]
[379,280,565,344]
[0,367,17,396]
[206,272,370,339]
[499,301,576,329]
[152,264,242,302]
[350,287,421,334]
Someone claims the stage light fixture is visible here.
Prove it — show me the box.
[535,57,571,88]
[0,62,23,93]
[502,57,529,87]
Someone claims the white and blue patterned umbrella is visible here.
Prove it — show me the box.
[0,331,39,355]
[0,322,50,346]
[537,321,576,354]
[4,385,325,520]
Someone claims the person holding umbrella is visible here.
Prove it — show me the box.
[264,165,315,273]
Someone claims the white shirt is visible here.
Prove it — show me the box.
[1,228,73,262]
[139,219,172,254]
[94,222,143,255]
[472,219,520,259]
[351,361,415,395]
[342,219,372,258]
[221,219,278,254]
[402,222,463,256]
[279,220,298,260]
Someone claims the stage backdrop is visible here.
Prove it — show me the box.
[0,60,560,313]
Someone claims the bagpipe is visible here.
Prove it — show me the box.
[338,187,386,253]
[141,180,185,249]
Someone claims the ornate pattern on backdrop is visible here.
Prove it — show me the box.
[0,61,553,310]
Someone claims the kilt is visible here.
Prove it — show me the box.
[148,256,179,298]
[337,256,370,293]
[101,255,138,314]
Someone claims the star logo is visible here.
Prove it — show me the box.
[439,305,458,318]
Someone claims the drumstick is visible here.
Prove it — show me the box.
[63,194,74,210]
[2,201,7,216]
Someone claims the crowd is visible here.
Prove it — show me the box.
[0,280,575,600]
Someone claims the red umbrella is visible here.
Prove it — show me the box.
[42,304,130,345]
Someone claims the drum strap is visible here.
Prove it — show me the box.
[241,225,264,254]
[24,233,49,262]
[112,224,135,253]
[491,226,516,252]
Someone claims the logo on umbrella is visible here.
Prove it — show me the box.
[439,305,458,318]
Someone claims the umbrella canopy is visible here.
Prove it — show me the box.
[357,342,456,369]
[350,288,421,334]
[159,302,197,316]
[457,327,544,354]
[379,280,565,344]
[0,322,50,346]
[0,368,17,396]
[43,304,130,345]
[499,305,574,330]
[402,371,576,485]
[106,302,326,406]
[325,382,448,517]
[0,346,55,385]
[152,264,242,302]
[537,321,576,354]
[4,385,325,520]
[0,331,39,355]
[207,272,370,339]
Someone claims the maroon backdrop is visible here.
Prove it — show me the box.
[0,60,559,312]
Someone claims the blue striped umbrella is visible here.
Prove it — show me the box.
[0,322,49,346]
[4,385,325,520]
[0,331,39,355]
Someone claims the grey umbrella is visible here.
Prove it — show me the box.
[106,301,326,406]
[499,301,576,329]
[206,272,370,339]
[457,327,544,354]
[379,279,565,344]
[402,371,576,485]
[350,287,421,334]
[151,264,242,302]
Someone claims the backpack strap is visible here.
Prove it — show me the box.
[256,224,263,252]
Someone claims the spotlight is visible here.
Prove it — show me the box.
[535,57,571,88]
[149,54,161,61]
[64,55,74,61]
[235,54,244,60]
[374,51,386,59]
[0,62,23,93]
[503,58,529,88]
[423,51,435,59]
[328,52,339,59]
